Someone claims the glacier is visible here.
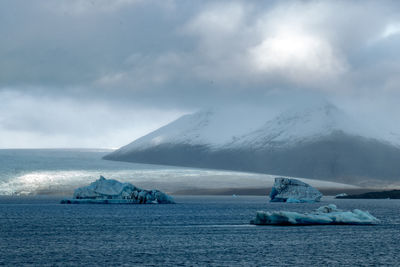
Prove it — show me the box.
[251,204,380,225]
[61,176,175,204]
[269,177,322,203]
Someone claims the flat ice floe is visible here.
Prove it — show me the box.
[251,204,379,225]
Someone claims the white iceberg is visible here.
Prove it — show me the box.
[61,176,175,204]
[251,204,379,225]
[270,177,322,203]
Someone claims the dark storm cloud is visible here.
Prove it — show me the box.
[1,0,400,147]
[0,1,189,86]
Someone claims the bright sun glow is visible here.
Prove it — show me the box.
[249,30,346,80]
[381,23,400,38]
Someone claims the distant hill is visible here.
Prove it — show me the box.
[104,103,400,187]
[336,189,400,199]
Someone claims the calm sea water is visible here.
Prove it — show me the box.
[0,196,399,266]
[0,149,399,266]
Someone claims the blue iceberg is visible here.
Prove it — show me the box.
[251,204,379,225]
[61,176,175,204]
[269,177,322,203]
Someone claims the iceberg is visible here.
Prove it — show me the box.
[61,176,175,204]
[250,204,379,225]
[269,177,322,203]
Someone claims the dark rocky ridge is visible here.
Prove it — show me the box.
[336,189,400,199]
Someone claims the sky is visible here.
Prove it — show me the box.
[1,0,400,148]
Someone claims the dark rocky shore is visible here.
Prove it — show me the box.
[336,189,400,199]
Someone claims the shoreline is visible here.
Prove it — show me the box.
[170,187,388,196]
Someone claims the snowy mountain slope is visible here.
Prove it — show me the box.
[104,102,400,186]
[111,106,278,155]
[227,102,399,149]
[115,110,215,153]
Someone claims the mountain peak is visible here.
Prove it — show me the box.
[105,102,400,186]
[113,101,400,156]
[228,102,351,149]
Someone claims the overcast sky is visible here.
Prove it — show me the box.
[1,0,400,148]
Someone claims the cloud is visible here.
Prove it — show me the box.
[45,0,145,15]
[248,29,347,84]
[0,90,184,148]
[381,23,400,38]
[179,0,399,92]
[1,0,400,147]
[184,2,245,38]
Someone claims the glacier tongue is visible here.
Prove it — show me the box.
[269,177,323,203]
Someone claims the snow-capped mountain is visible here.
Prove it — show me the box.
[228,103,399,149]
[104,102,400,186]
[113,105,278,152]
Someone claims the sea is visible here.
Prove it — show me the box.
[0,149,399,266]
